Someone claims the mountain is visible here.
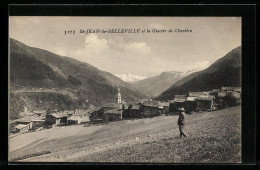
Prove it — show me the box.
[155,46,241,100]
[9,38,147,118]
[131,71,195,97]
[115,74,147,83]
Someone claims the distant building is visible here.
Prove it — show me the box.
[123,103,143,118]
[67,115,83,124]
[15,120,33,130]
[14,124,30,133]
[185,96,198,113]
[169,95,187,112]
[217,90,240,108]
[196,95,214,111]
[143,101,160,117]
[88,107,103,120]
[158,102,170,114]
[140,99,153,104]
[31,119,45,129]
[115,88,122,104]
[45,112,67,126]
[103,109,123,121]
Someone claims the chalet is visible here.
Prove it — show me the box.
[170,95,187,112]
[217,90,240,108]
[31,119,45,129]
[88,107,103,121]
[158,102,170,114]
[140,99,153,104]
[15,120,33,129]
[142,101,160,117]
[67,115,83,124]
[14,124,30,133]
[196,95,214,111]
[103,109,123,121]
[45,112,67,126]
[124,103,143,118]
[185,96,198,113]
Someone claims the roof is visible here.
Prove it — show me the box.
[63,110,75,115]
[131,104,142,110]
[15,116,45,123]
[174,95,187,99]
[15,119,32,123]
[159,102,169,107]
[87,107,102,113]
[50,112,67,118]
[173,98,186,103]
[143,101,159,107]
[189,92,209,97]
[186,97,197,101]
[32,119,45,122]
[104,109,123,115]
[102,103,122,108]
[197,95,214,101]
[68,115,82,121]
[15,124,29,129]
[140,99,152,103]
[73,109,88,116]
[169,100,175,103]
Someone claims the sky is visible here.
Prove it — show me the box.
[9,17,241,81]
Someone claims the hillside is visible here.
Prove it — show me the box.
[9,106,241,163]
[131,71,194,97]
[9,38,147,117]
[156,46,241,100]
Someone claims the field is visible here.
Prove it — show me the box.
[9,106,241,163]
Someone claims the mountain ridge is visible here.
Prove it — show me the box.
[155,46,241,100]
[10,38,147,119]
[131,70,197,97]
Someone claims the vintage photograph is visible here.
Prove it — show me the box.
[9,17,241,163]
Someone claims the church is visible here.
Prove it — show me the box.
[115,88,122,104]
[101,88,124,121]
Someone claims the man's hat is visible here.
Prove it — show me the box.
[178,107,185,111]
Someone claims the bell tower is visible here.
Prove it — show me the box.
[115,88,121,104]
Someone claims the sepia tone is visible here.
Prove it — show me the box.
[9,17,241,163]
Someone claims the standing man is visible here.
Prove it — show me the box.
[177,107,187,138]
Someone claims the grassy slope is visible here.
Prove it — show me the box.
[9,106,241,163]
[78,107,241,163]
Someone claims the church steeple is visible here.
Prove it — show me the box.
[115,88,121,103]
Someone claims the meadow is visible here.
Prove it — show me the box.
[9,106,241,163]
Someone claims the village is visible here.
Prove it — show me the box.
[10,86,241,136]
